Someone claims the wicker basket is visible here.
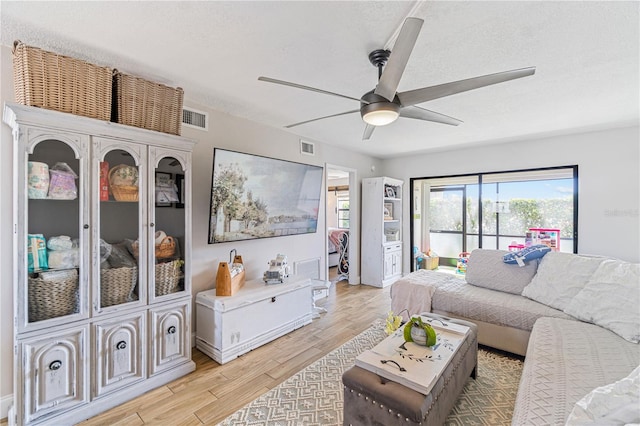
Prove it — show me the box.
[131,236,176,259]
[28,275,79,322]
[420,256,440,270]
[12,40,113,121]
[155,260,182,296]
[108,165,139,201]
[114,71,183,135]
[100,266,138,307]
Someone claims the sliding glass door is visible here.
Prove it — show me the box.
[411,166,577,271]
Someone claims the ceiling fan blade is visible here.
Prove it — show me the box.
[400,106,462,126]
[397,66,536,107]
[374,17,423,102]
[363,124,376,140]
[285,109,360,128]
[258,77,364,103]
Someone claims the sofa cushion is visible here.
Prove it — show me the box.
[564,259,640,343]
[512,317,640,426]
[426,272,574,331]
[521,252,604,311]
[465,249,538,295]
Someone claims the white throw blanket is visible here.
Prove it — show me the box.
[565,365,640,426]
[390,270,446,321]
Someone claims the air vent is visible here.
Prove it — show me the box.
[182,107,208,131]
[300,140,315,156]
[294,257,321,280]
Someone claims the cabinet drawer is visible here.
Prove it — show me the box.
[384,243,402,252]
[93,311,146,398]
[20,325,89,424]
[149,301,191,376]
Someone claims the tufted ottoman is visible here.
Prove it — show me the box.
[342,313,478,426]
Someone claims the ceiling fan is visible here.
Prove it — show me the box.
[259,17,536,140]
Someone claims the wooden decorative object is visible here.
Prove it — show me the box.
[216,254,245,296]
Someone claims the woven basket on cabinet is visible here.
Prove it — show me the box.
[108,165,139,202]
[114,71,183,135]
[100,266,138,307]
[12,40,113,121]
[131,236,176,259]
[155,260,182,296]
[28,275,79,322]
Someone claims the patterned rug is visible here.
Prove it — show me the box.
[217,322,524,426]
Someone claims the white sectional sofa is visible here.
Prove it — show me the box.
[390,249,640,425]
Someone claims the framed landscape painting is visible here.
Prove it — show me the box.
[208,149,324,244]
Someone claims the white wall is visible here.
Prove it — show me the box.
[382,126,640,273]
[0,44,384,415]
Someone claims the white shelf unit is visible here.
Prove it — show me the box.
[4,103,196,425]
[361,177,403,287]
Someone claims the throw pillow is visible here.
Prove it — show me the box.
[465,249,538,295]
[503,244,551,266]
[564,259,640,344]
[521,252,604,311]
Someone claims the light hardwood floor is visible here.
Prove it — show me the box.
[62,276,391,425]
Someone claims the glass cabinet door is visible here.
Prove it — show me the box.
[94,140,146,312]
[25,136,88,327]
[150,151,187,301]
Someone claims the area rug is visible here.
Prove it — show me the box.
[217,321,524,426]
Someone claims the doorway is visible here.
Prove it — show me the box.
[325,164,358,285]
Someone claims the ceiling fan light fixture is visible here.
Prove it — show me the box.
[361,102,400,126]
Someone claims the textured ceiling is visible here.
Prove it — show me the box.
[1,1,638,158]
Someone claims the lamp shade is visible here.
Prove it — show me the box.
[361,102,400,126]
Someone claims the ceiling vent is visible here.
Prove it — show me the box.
[182,107,208,131]
[300,140,315,156]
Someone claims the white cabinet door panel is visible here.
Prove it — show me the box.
[149,301,190,375]
[21,326,88,424]
[93,312,146,397]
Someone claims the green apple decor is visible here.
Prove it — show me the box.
[403,316,437,347]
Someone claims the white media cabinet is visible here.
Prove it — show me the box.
[195,276,313,364]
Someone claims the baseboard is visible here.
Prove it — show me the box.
[1,393,13,422]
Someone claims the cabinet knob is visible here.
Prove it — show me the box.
[150,223,155,227]
[49,360,62,371]
[167,326,176,334]
[83,224,89,229]
[116,341,127,350]
[271,297,276,303]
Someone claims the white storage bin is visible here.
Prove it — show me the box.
[195,276,313,364]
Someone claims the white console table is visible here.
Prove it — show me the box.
[195,276,313,364]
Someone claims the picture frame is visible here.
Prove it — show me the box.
[384,202,393,220]
[208,149,324,244]
[175,174,185,209]
[385,186,396,198]
[155,172,172,207]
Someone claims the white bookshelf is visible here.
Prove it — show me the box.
[361,177,403,287]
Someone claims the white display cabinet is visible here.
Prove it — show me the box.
[4,103,196,425]
[361,177,404,287]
